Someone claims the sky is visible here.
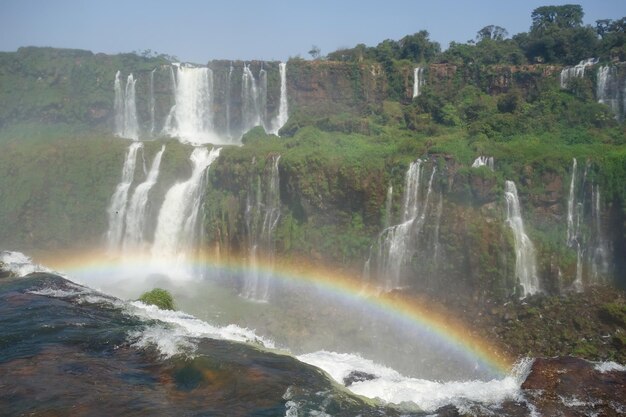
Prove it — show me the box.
[0,0,624,64]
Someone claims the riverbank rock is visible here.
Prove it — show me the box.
[521,356,626,416]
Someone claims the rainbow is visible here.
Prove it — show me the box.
[39,250,514,376]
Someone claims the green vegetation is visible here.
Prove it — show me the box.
[0,4,624,302]
[138,288,175,310]
[324,5,625,66]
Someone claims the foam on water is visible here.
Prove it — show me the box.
[298,351,532,412]
[0,251,51,276]
[594,361,626,373]
[128,300,275,351]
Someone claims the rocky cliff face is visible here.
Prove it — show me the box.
[1,47,625,302]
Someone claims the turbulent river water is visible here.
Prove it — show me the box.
[1,251,624,416]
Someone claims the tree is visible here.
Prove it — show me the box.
[308,45,321,60]
[596,17,626,61]
[477,25,509,41]
[398,30,441,62]
[531,5,584,32]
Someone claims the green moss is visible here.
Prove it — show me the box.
[138,288,175,310]
[600,302,626,327]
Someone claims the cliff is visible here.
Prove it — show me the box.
[0,47,625,304]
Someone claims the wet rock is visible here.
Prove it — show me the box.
[343,370,377,386]
[521,356,626,417]
[0,261,13,279]
[433,404,461,416]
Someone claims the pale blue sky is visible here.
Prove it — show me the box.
[0,0,624,63]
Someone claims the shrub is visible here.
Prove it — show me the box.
[138,288,175,310]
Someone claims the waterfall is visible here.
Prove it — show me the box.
[568,160,587,291]
[412,67,425,98]
[566,158,578,246]
[597,65,624,121]
[504,181,539,297]
[269,62,289,135]
[242,64,262,134]
[151,147,221,271]
[243,155,281,301]
[123,74,139,140]
[113,72,140,140]
[471,156,494,170]
[384,184,393,229]
[590,185,610,282]
[374,161,436,290]
[259,67,268,129]
[163,65,218,145]
[226,64,233,139]
[106,142,143,252]
[122,145,166,251]
[114,71,124,137]
[559,58,597,89]
[433,192,443,262]
[149,69,156,135]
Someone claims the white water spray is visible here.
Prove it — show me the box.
[163,65,219,145]
[566,158,578,246]
[597,65,624,121]
[471,156,494,170]
[243,155,281,300]
[269,62,289,135]
[412,67,425,98]
[114,72,140,140]
[149,69,156,135]
[106,142,143,252]
[226,64,233,139]
[151,147,221,272]
[258,67,268,129]
[504,181,539,297]
[373,161,436,290]
[122,145,166,251]
[559,58,597,89]
[241,64,262,133]
[590,185,610,282]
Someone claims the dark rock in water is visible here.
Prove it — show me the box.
[521,356,626,417]
[433,404,461,416]
[0,261,13,278]
[343,370,377,386]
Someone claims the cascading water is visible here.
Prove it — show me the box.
[242,155,281,301]
[124,75,140,140]
[384,184,393,229]
[258,67,268,129]
[590,185,610,281]
[106,142,143,252]
[113,72,140,140]
[566,158,585,291]
[597,65,624,121]
[559,58,597,89]
[566,158,578,246]
[226,64,233,139]
[471,156,494,170]
[149,69,156,135]
[151,147,221,274]
[433,192,443,262]
[269,62,289,135]
[122,145,166,251]
[371,161,436,290]
[163,65,218,145]
[504,181,539,297]
[412,67,425,98]
[565,159,611,287]
[241,64,262,133]
[114,71,124,137]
